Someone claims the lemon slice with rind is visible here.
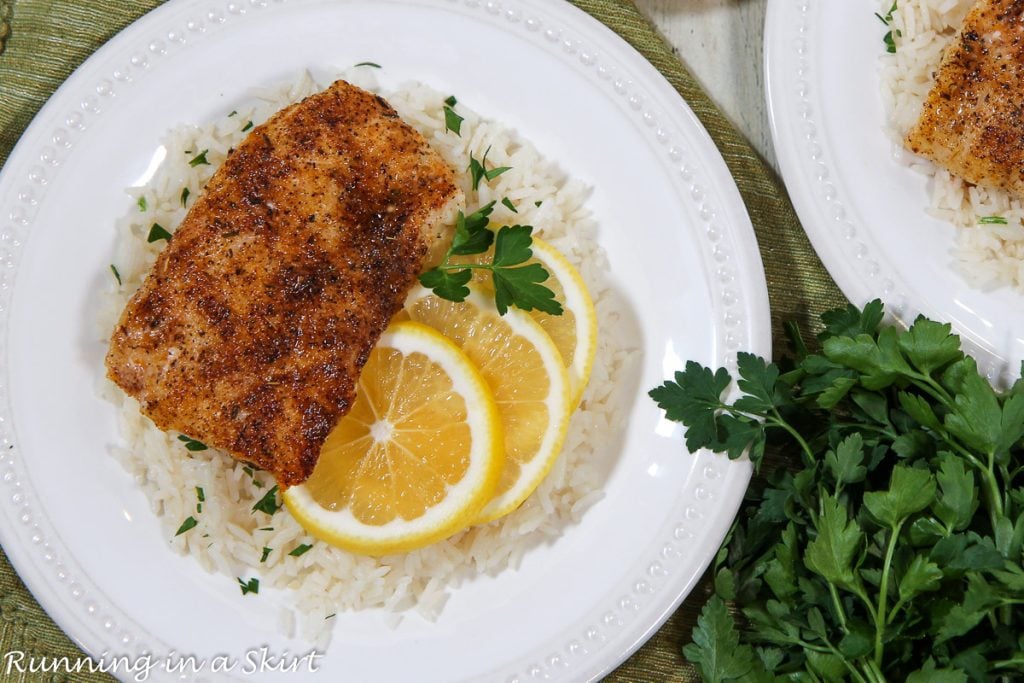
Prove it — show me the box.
[526,237,598,407]
[452,236,597,407]
[283,320,503,556]
[400,286,572,524]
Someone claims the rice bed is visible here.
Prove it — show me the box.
[98,69,628,644]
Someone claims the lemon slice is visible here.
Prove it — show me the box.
[283,320,503,556]
[400,286,572,524]
[453,237,597,406]
[526,237,598,407]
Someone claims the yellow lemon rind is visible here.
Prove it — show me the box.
[404,286,573,525]
[282,320,504,556]
[529,237,598,407]
[473,305,571,524]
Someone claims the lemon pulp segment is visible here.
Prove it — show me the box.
[283,321,503,555]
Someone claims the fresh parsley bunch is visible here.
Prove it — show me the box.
[650,301,1024,682]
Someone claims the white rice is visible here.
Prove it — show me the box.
[880,0,1024,290]
[98,70,630,643]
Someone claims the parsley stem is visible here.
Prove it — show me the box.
[993,657,1024,670]
[874,517,906,668]
[912,373,955,408]
[983,454,1005,526]
[827,582,849,631]
[768,410,815,463]
[861,660,888,683]
[436,262,493,272]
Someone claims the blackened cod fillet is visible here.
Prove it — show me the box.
[905,0,1024,198]
[106,80,464,486]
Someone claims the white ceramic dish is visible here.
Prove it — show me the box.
[766,0,1024,384]
[0,0,770,680]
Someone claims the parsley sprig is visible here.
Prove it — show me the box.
[418,202,562,316]
[468,146,510,191]
[651,300,1024,682]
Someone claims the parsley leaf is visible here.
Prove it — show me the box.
[260,547,272,563]
[177,434,208,451]
[875,1,901,53]
[180,187,190,207]
[683,596,758,681]
[443,104,463,136]
[237,577,259,595]
[288,543,313,557]
[804,493,863,590]
[468,146,510,191]
[175,516,198,536]
[109,264,122,286]
[188,149,210,167]
[418,268,472,303]
[252,485,280,516]
[147,223,172,243]
[491,226,561,315]
[449,204,496,256]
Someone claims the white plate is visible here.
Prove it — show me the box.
[0,1,770,680]
[766,0,1024,383]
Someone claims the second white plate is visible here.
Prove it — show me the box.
[766,0,1024,383]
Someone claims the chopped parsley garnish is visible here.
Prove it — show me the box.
[147,223,172,243]
[241,121,254,132]
[419,202,562,316]
[228,110,238,117]
[175,516,198,536]
[180,187,190,207]
[258,527,274,532]
[137,196,147,212]
[534,201,543,208]
[288,543,313,557]
[468,146,511,191]
[252,485,280,516]
[109,264,122,285]
[177,434,208,451]
[260,546,272,563]
[980,215,1008,225]
[237,577,259,595]
[442,96,464,136]
[188,149,210,167]
[325,613,336,620]
[875,1,901,54]
[354,61,381,68]
[195,486,205,503]
[501,197,518,213]
[243,465,265,488]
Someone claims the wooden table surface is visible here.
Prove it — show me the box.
[635,0,776,169]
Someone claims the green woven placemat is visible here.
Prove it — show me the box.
[0,1,847,681]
